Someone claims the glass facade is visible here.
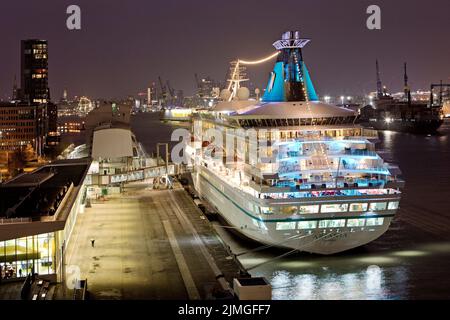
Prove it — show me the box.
[0,233,56,280]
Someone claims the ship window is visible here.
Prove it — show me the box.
[261,207,274,215]
[349,203,368,212]
[388,201,399,210]
[346,219,366,227]
[298,221,317,229]
[320,203,348,213]
[279,206,298,215]
[319,219,346,228]
[299,205,320,214]
[276,222,296,230]
[366,217,384,226]
[369,202,387,211]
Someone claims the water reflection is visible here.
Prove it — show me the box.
[265,265,389,300]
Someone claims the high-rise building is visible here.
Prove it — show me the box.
[19,39,59,149]
[20,39,50,104]
[0,39,58,168]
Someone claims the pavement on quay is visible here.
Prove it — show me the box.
[62,183,240,300]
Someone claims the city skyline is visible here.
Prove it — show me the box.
[0,0,449,100]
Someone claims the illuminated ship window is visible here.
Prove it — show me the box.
[387,201,399,210]
[261,207,274,215]
[320,203,349,213]
[298,221,317,229]
[279,206,298,215]
[369,202,387,211]
[276,222,297,230]
[319,219,346,228]
[299,205,319,214]
[349,203,368,212]
[365,217,384,226]
[346,219,366,227]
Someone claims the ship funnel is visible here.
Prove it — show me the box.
[262,31,318,102]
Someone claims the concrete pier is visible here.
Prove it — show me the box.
[63,183,241,299]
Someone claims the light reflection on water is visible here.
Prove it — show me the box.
[264,265,389,300]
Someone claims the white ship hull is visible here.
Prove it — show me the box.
[193,166,396,255]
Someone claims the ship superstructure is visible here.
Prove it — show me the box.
[188,31,404,254]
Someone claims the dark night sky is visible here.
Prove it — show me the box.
[0,0,449,100]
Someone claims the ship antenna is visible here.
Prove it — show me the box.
[376,59,383,98]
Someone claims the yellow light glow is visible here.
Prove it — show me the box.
[238,51,280,65]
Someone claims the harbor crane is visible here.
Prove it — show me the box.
[430,81,450,106]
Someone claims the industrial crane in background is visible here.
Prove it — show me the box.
[430,81,450,107]
[158,76,168,107]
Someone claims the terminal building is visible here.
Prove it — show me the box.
[0,101,178,284]
[0,159,90,282]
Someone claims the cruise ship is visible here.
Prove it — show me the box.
[188,31,404,254]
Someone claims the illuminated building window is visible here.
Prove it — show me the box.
[369,202,387,211]
[320,203,348,213]
[276,222,297,230]
[0,233,56,280]
[387,201,399,210]
[349,203,368,212]
[297,220,317,229]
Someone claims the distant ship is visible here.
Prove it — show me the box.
[359,62,444,133]
[188,31,403,255]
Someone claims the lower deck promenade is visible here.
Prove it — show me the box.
[61,183,240,299]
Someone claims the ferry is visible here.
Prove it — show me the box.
[188,31,404,254]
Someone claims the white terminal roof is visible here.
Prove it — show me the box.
[92,127,134,159]
[214,101,356,118]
